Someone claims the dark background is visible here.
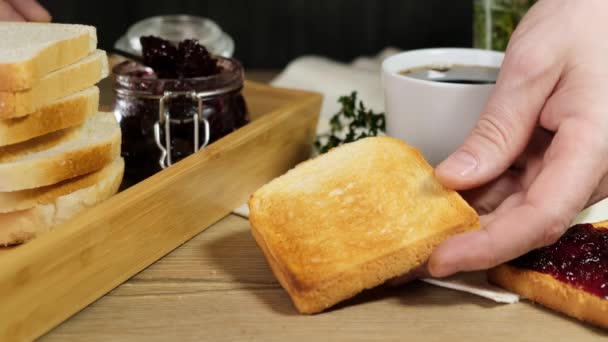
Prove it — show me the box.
[39,0,473,69]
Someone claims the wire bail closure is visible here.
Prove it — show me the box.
[153,91,211,170]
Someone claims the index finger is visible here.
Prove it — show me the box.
[6,0,50,22]
[0,1,25,21]
[428,118,608,277]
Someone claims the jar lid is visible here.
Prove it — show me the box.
[114,15,235,57]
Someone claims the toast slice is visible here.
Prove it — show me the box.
[488,221,608,329]
[0,50,108,118]
[0,86,99,147]
[0,22,97,92]
[248,137,480,314]
[0,158,123,246]
[0,112,121,192]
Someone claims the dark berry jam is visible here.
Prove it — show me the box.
[113,37,248,187]
[511,224,608,299]
[140,36,222,79]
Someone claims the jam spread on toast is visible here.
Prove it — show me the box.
[511,224,608,299]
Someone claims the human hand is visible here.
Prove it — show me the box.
[428,0,608,277]
[0,0,50,22]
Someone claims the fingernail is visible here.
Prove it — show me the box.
[438,150,478,177]
[37,10,52,23]
[28,5,52,22]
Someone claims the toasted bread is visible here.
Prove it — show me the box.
[488,221,608,329]
[0,158,123,246]
[0,50,108,118]
[0,86,99,147]
[0,22,97,92]
[0,112,121,192]
[248,137,480,314]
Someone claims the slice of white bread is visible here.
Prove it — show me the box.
[0,86,99,147]
[488,221,608,329]
[0,22,97,92]
[248,137,480,314]
[0,158,123,246]
[0,112,121,192]
[0,50,108,118]
[0,157,123,214]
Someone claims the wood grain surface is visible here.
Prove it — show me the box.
[0,82,321,341]
[42,215,608,341]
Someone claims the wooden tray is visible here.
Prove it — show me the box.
[0,81,322,341]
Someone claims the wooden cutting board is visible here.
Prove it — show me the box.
[0,81,321,341]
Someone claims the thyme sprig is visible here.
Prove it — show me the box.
[315,91,386,154]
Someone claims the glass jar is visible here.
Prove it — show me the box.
[114,15,235,58]
[113,57,249,187]
[473,0,536,51]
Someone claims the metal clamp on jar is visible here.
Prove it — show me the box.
[154,91,211,169]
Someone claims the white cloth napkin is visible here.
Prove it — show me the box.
[235,49,608,304]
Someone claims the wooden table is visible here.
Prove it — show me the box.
[40,71,607,341]
[41,215,607,341]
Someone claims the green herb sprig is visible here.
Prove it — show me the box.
[314,91,386,154]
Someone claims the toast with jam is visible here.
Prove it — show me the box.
[488,221,608,329]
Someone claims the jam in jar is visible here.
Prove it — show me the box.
[113,37,248,187]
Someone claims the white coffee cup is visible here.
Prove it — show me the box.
[381,48,505,166]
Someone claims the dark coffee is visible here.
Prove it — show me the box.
[399,64,499,84]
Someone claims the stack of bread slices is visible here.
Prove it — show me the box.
[0,22,123,246]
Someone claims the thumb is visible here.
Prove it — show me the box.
[435,48,562,190]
